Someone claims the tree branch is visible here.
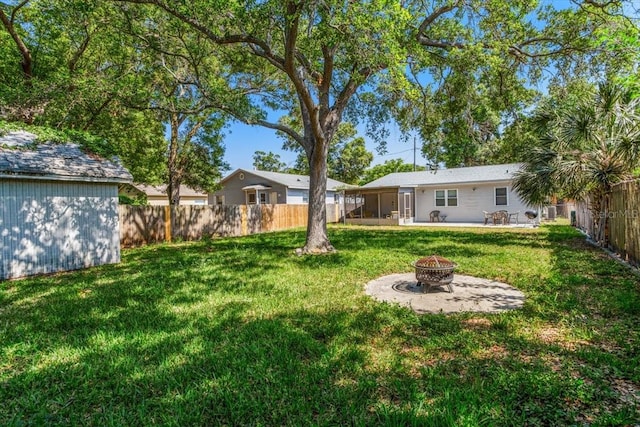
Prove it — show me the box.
[0,7,32,79]
[9,0,30,23]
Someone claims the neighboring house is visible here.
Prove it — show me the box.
[344,163,533,225]
[0,130,133,280]
[119,184,208,206]
[210,169,351,206]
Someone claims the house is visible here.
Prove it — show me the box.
[0,130,133,280]
[344,163,533,225]
[210,169,351,206]
[119,183,208,206]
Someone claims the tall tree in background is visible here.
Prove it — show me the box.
[118,0,411,253]
[360,159,426,185]
[252,151,287,172]
[514,82,640,245]
[121,10,231,204]
[397,0,638,167]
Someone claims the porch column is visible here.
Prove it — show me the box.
[377,193,381,224]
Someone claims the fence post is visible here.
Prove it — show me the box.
[164,205,172,242]
[241,205,247,236]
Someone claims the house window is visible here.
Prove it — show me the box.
[435,189,457,207]
[216,195,225,205]
[495,187,508,206]
[302,191,309,203]
[260,192,267,203]
[248,193,256,204]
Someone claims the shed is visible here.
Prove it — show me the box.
[0,130,133,280]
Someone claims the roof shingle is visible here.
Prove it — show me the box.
[362,163,522,188]
[0,130,132,183]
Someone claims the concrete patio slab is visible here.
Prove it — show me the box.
[403,222,538,228]
[365,273,525,314]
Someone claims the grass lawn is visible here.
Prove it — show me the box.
[1,223,639,426]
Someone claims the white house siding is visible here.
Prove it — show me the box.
[286,188,309,204]
[1,180,121,280]
[414,182,531,223]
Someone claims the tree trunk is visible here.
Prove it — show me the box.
[168,113,181,206]
[300,137,334,254]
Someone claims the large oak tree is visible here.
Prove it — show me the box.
[118,0,412,253]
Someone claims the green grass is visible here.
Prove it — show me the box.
[1,223,639,426]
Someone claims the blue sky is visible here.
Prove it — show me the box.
[221,119,415,172]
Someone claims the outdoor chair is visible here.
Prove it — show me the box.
[508,211,519,224]
[493,210,509,225]
[429,210,441,222]
[482,210,492,225]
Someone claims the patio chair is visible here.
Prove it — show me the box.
[429,210,441,222]
[508,211,519,224]
[482,210,492,225]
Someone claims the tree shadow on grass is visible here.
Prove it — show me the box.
[1,223,638,425]
[3,292,636,425]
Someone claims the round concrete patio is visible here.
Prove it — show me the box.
[365,273,525,314]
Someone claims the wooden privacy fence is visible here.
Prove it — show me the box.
[608,180,640,267]
[574,180,640,267]
[119,203,341,246]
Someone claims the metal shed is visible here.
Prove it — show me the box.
[0,130,133,280]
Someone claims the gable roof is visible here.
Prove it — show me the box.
[362,163,522,189]
[0,130,132,183]
[223,169,353,191]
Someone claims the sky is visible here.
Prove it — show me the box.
[221,118,417,173]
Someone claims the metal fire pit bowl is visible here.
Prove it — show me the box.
[411,255,457,293]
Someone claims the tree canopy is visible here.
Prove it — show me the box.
[2,0,639,250]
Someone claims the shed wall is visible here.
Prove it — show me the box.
[1,180,121,280]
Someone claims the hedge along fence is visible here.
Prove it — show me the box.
[575,179,640,267]
[119,204,342,247]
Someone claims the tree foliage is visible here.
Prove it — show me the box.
[0,1,231,203]
[252,150,287,172]
[394,0,640,167]
[513,82,640,245]
[360,159,426,185]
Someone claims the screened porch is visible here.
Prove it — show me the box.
[343,188,414,225]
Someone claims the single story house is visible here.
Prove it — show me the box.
[0,130,132,280]
[344,163,533,225]
[119,183,208,205]
[210,169,351,206]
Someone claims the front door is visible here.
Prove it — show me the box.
[404,193,412,219]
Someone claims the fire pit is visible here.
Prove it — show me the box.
[411,255,457,293]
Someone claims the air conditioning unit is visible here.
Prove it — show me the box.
[546,206,556,221]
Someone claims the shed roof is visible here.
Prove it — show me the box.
[223,169,354,191]
[362,163,522,189]
[0,130,132,183]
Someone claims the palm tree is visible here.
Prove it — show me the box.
[514,82,640,245]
